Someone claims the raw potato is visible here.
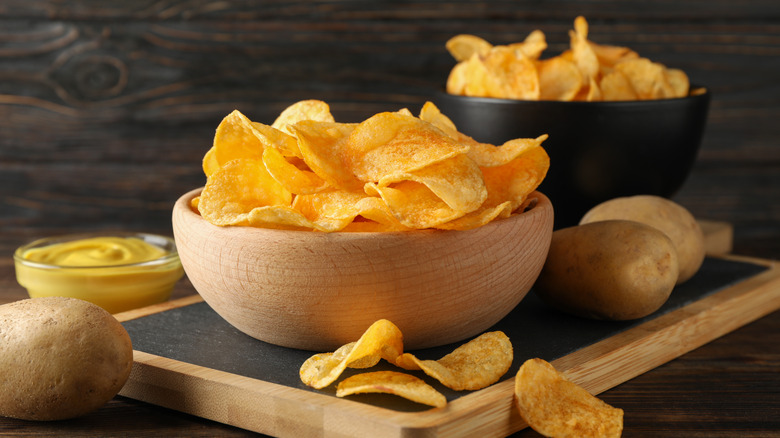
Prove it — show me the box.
[535,220,679,320]
[580,195,705,284]
[0,297,133,421]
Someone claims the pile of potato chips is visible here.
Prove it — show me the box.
[446,16,691,101]
[192,100,548,232]
[299,319,514,408]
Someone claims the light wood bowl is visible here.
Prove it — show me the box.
[172,188,554,351]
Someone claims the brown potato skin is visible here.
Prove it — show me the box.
[580,195,705,284]
[0,297,133,421]
[534,220,679,321]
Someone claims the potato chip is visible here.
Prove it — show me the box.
[348,197,410,232]
[395,331,513,391]
[198,158,292,226]
[514,358,624,438]
[250,121,301,158]
[213,110,266,165]
[346,111,469,182]
[377,154,486,213]
[246,205,315,231]
[481,145,550,212]
[509,29,547,60]
[538,56,582,101]
[446,60,470,95]
[262,146,328,195]
[336,371,447,408]
[589,41,639,69]
[446,34,492,62]
[202,145,221,178]
[271,99,335,136]
[290,120,363,191]
[466,135,548,168]
[614,57,674,99]
[433,200,513,230]
[299,319,404,389]
[292,190,368,232]
[482,46,540,100]
[365,181,465,229]
[665,68,690,98]
[569,16,600,84]
[600,70,638,101]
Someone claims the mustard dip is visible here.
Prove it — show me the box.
[15,234,183,314]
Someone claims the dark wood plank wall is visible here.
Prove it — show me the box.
[2,1,779,257]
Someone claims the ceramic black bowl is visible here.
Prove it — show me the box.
[434,89,710,228]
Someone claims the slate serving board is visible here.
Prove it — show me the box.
[116,255,780,437]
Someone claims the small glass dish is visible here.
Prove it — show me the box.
[14,232,184,314]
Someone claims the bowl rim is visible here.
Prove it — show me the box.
[175,187,552,239]
[435,85,710,107]
[13,231,180,270]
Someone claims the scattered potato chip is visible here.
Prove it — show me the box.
[196,100,548,232]
[446,16,690,101]
[395,331,513,391]
[515,358,624,438]
[336,371,447,408]
[299,319,404,390]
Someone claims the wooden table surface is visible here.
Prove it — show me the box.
[1,1,779,436]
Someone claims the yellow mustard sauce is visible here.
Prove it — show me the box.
[15,236,183,314]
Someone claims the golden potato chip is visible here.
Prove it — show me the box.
[292,190,368,232]
[377,154,486,213]
[395,331,513,391]
[446,34,492,62]
[446,60,470,95]
[418,101,460,140]
[538,56,582,101]
[198,158,292,226]
[299,319,404,389]
[246,205,315,231]
[271,99,335,135]
[461,54,491,97]
[615,57,674,99]
[600,70,638,101]
[509,29,547,60]
[466,134,548,168]
[665,68,690,98]
[365,181,465,229]
[262,146,328,195]
[290,120,363,191]
[346,112,469,182]
[569,16,600,84]
[213,110,266,165]
[202,145,221,178]
[351,196,411,231]
[481,145,550,212]
[336,371,447,408]
[514,358,624,438]
[589,41,639,69]
[434,201,513,231]
[482,46,540,100]
[250,121,301,158]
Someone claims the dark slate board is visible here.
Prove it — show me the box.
[122,257,767,411]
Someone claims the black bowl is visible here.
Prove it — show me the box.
[434,89,710,229]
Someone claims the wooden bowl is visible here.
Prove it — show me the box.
[172,188,554,351]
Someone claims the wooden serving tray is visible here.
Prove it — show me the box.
[115,251,780,438]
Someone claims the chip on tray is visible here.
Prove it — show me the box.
[514,358,624,438]
[299,319,404,390]
[194,99,549,232]
[445,15,691,101]
[336,371,447,408]
[395,331,513,391]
